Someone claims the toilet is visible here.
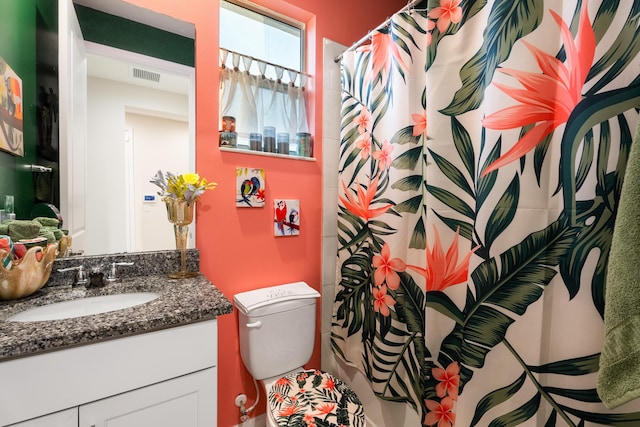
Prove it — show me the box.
[234,282,365,427]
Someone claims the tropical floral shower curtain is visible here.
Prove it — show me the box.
[332,1,640,426]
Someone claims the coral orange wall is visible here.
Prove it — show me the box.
[123,1,405,425]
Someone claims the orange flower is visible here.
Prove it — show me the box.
[357,29,407,79]
[373,243,407,290]
[433,362,460,400]
[322,376,336,391]
[412,111,427,137]
[424,397,456,427]
[372,139,394,170]
[275,377,291,387]
[315,402,336,415]
[373,285,396,317]
[279,404,303,417]
[356,134,372,159]
[481,4,595,176]
[407,226,478,292]
[354,107,371,134]
[339,175,393,221]
[428,0,463,33]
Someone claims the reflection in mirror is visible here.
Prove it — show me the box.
[63,0,196,257]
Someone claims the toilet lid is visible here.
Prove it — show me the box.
[267,369,365,427]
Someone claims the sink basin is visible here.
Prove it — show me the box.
[7,292,159,322]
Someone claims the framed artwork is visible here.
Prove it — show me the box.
[274,199,300,236]
[0,57,24,157]
[236,167,266,207]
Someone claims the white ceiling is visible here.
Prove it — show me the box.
[86,50,190,95]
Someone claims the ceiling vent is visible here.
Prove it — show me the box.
[131,67,161,83]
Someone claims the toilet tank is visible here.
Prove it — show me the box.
[234,282,321,380]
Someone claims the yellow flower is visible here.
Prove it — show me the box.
[151,170,217,205]
[183,173,200,185]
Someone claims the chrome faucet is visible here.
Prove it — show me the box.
[106,262,135,283]
[57,265,88,286]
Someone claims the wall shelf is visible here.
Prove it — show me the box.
[219,146,316,161]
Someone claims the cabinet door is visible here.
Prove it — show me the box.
[9,408,77,427]
[79,368,216,427]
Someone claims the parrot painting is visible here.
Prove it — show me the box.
[273,199,300,236]
[274,200,287,235]
[238,176,261,206]
[235,168,265,208]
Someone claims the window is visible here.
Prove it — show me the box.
[220,1,303,77]
[219,0,310,156]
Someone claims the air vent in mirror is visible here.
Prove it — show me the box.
[131,67,161,83]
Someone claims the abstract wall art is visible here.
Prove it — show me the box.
[0,57,24,157]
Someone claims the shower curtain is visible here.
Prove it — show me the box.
[332,1,640,426]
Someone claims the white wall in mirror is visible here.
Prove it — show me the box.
[83,45,194,256]
[128,112,189,252]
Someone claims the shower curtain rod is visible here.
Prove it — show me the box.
[333,0,423,63]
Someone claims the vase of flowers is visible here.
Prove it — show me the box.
[151,170,217,279]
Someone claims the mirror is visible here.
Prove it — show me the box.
[62,0,196,257]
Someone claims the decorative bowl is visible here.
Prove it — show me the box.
[0,244,57,300]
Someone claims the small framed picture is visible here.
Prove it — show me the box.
[236,167,265,207]
[274,199,300,236]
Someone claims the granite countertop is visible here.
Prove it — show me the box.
[0,250,233,361]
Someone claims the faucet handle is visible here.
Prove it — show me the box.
[106,262,135,282]
[57,265,87,286]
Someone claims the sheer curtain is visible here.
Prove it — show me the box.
[219,49,309,145]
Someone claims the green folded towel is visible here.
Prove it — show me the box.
[7,220,41,242]
[38,228,57,244]
[33,216,60,228]
[0,224,8,235]
[598,118,640,409]
[42,226,64,241]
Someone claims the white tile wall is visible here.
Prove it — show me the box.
[321,37,345,379]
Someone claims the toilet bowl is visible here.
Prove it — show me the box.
[234,282,366,427]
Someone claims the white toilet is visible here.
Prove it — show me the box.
[234,282,365,427]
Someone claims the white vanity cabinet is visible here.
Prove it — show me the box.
[79,367,216,427]
[0,320,218,427]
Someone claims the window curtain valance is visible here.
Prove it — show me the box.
[218,48,310,143]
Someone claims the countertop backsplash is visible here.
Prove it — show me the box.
[47,249,200,287]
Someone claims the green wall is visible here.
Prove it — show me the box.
[0,0,39,219]
[75,5,195,67]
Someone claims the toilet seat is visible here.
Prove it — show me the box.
[266,369,365,427]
